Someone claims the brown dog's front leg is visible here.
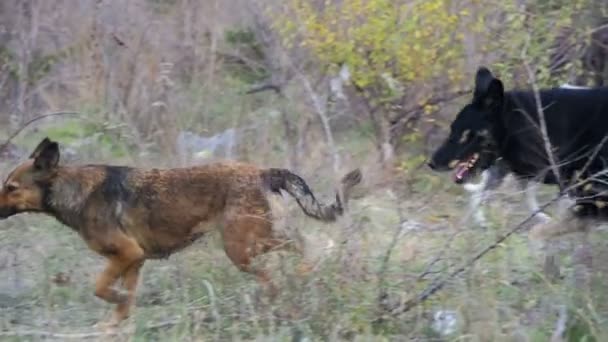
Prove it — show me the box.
[92,234,144,327]
[111,260,145,323]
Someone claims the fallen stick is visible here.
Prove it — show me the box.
[0,317,181,339]
[385,194,564,316]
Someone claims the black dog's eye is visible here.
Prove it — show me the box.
[5,184,18,192]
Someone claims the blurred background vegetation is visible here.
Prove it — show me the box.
[0,0,607,340]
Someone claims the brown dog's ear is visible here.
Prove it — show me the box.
[30,137,60,170]
[29,137,52,159]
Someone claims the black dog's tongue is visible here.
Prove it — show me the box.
[453,162,469,183]
[452,153,479,183]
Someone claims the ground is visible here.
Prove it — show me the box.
[1,167,607,341]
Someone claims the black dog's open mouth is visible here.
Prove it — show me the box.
[452,153,479,184]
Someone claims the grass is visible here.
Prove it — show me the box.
[0,122,607,340]
[1,177,607,341]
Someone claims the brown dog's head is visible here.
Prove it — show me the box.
[0,137,60,218]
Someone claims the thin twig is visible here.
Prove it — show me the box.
[578,134,608,183]
[388,196,561,315]
[386,162,608,316]
[245,83,282,96]
[389,90,471,136]
[377,216,411,302]
[589,22,608,35]
[416,230,462,281]
[550,305,568,342]
[294,68,341,173]
[202,279,222,335]
[0,111,81,152]
[521,37,563,191]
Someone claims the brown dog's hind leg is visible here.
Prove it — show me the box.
[222,213,287,298]
[94,261,128,304]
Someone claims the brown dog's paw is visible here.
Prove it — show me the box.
[93,310,133,332]
[93,318,121,332]
[296,261,314,276]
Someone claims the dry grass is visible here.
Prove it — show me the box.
[0,0,606,340]
[1,165,607,341]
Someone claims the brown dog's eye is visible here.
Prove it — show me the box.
[5,184,18,192]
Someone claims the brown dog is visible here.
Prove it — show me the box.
[0,137,362,326]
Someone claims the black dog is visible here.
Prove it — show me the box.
[461,84,587,227]
[429,67,608,238]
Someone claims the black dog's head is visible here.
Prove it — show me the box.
[429,67,505,183]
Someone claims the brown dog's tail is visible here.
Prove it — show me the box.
[261,168,362,222]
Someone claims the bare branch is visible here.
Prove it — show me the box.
[245,83,282,96]
[293,68,341,173]
[389,89,471,136]
[550,305,568,342]
[215,50,267,72]
[589,22,608,35]
[578,134,608,181]
[416,230,461,281]
[522,36,563,191]
[384,195,562,316]
[384,157,608,317]
[377,220,409,290]
[400,89,471,119]
[0,111,81,152]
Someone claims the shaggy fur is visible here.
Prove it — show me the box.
[0,138,362,326]
[429,67,608,237]
[463,84,587,227]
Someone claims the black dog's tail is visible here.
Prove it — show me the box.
[261,168,362,222]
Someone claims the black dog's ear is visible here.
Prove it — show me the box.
[473,67,504,109]
[30,137,60,170]
[474,67,494,99]
[484,78,504,108]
